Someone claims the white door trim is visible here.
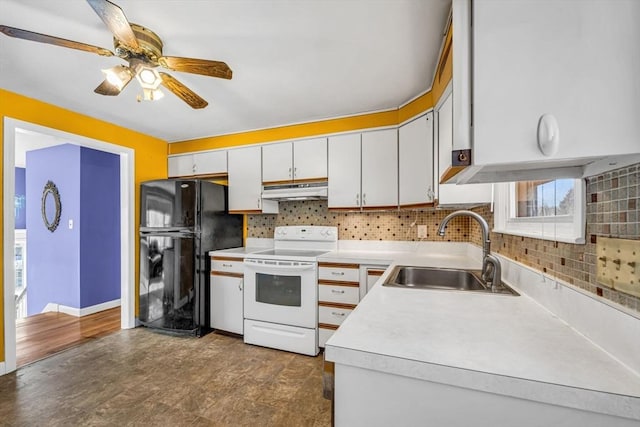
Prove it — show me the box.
[2,117,136,375]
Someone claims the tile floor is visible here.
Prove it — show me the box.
[0,328,331,426]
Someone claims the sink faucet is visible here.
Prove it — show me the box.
[436,210,501,290]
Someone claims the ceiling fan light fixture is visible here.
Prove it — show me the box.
[135,66,162,90]
[101,65,132,90]
[141,88,164,101]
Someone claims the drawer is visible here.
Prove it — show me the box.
[318,264,359,283]
[319,327,336,348]
[318,284,359,305]
[319,304,354,326]
[211,257,244,274]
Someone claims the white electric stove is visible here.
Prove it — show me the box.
[243,226,338,356]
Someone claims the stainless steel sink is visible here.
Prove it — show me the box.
[383,266,518,295]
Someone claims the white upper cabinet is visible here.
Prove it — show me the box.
[262,142,293,183]
[398,113,434,208]
[168,150,227,178]
[168,154,195,177]
[361,128,398,209]
[262,138,328,184]
[450,0,640,183]
[361,129,398,209]
[436,91,491,206]
[293,137,327,181]
[228,146,278,214]
[328,130,398,210]
[328,133,361,209]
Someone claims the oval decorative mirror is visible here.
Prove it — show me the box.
[41,180,62,232]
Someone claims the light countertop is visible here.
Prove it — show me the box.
[324,250,640,420]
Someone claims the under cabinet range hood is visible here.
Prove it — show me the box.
[262,182,328,201]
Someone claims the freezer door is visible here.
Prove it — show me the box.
[139,233,200,333]
[140,179,198,229]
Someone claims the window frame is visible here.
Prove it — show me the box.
[493,179,586,244]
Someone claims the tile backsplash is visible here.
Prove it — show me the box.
[248,203,470,242]
[247,163,640,314]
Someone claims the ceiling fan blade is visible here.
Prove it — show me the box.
[86,0,139,50]
[159,56,233,80]
[0,25,113,56]
[159,72,208,109]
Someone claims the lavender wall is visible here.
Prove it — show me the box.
[26,144,120,315]
[80,148,120,308]
[26,144,81,315]
[15,167,26,229]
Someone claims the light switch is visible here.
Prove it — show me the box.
[596,237,640,298]
[417,225,427,239]
[68,219,73,229]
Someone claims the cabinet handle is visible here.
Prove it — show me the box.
[288,167,292,178]
[222,263,232,268]
[331,289,345,294]
[192,164,196,173]
[294,167,297,178]
[239,279,243,291]
[427,186,434,201]
[356,193,360,205]
[362,193,366,205]
[257,198,261,209]
[331,311,346,317]
[331,271,345,276]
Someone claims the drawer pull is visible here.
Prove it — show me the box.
[331,289,345,294]
[222,263,233,268]
[331,272,345,276]
[331,311,346,317]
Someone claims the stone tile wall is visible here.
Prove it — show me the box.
[247,164,640,313]
[471,163,640,313]
[248,202,469,242]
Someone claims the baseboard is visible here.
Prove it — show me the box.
[40,299,121,318]
[0,361,5,375]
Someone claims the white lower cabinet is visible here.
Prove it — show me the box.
[318,262,360,347]
[210,257,244,335]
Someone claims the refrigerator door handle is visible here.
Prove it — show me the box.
[139,230,195,238]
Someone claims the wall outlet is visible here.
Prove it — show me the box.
[417,225,427,239]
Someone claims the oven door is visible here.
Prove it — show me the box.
[243,259,317,328]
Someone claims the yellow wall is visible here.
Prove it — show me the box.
[169,90,437,155]
[0,89,168,363]
[431,23,453,106]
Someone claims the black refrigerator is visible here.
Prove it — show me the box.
[139,179,243,336]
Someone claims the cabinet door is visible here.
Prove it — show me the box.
[210,273,243,335]
[193,150,227,176]
[361,129,398,209]
[399,113,434,207]
[328,134,361,209]
[473,0,640,165]
[262,142,293,184]
[293,137,327,181]
[437,92,492,205]
[168,154,194,177]
[228,146,263,213]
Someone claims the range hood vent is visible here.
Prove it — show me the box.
[262,181,328,201]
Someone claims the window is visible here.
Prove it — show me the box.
[493,179,585,243]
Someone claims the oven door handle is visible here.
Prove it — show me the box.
[244,260,316,272]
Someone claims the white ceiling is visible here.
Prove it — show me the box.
[0,0,451,142]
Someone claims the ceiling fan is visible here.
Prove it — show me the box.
[0,0,232,109]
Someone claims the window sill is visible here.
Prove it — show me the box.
[493,225,585,245]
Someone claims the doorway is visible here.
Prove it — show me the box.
[2,117,136,374]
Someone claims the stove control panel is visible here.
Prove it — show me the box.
[274,226,338,242]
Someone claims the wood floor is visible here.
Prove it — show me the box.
[16,307,121,367]
[0,328,331,426]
